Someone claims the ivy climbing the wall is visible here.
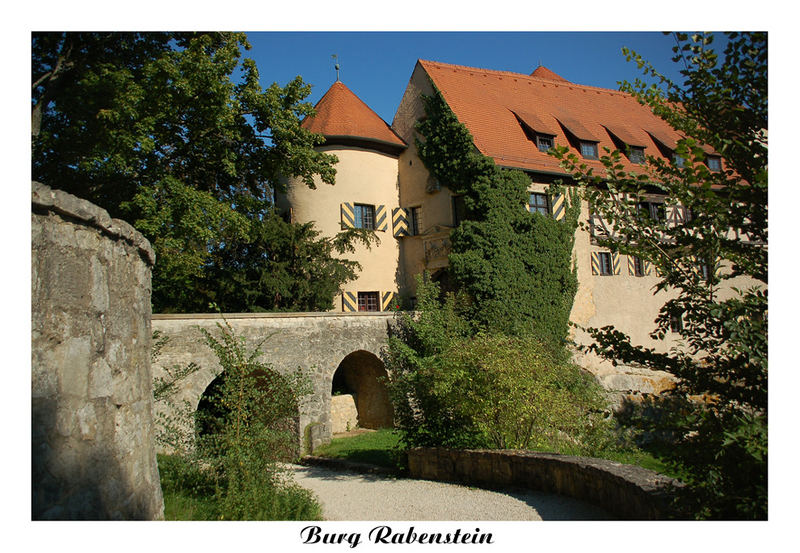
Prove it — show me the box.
[415,89,580,344]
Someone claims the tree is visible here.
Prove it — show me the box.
[201,194,377,312]
[32,32,365,312]
[552,32,767,519]
[415,90,580,343]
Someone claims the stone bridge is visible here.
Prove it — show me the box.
[151,311,396,453]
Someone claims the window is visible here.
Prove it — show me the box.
[580,141,598,159]
[528,193,550,216]
[699,258,714,282]
[628,147,645,164]
[669,313,684,333]
[706,155,722,171]
[536,135,554,152]
[354,204,375,230]
[357,292,379,312]
[452,195,466,226]
[632,256,645,277]
[637,201,666,222]
[409,206,421,235]
[672,153,686,168]
[597,252,613,275]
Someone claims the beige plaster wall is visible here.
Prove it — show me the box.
[280,145,401,311]
[394,65,461,298]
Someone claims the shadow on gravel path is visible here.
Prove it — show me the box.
[286,463,615,521]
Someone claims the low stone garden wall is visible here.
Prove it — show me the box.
[407,447,682,520]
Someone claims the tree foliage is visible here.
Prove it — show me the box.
[415,89,580,343]
[32,32,365,312]
[552,32,767,519]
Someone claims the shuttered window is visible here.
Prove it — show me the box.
[342,203,387,231]
[598,252,612,275]
[354,204,375,230]
[357,292,379,312]
[592,251,620,275]
[410,207,420,235]
[528,193,550,216]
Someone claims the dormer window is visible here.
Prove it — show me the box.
[580,141,598,159]
[628,146,645,164]
[536,135,554,152]
[673,153,686,168]
[706,155,722,171]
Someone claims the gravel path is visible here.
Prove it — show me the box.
[287,464,614,521]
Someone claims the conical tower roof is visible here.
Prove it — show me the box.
[302,81,406,153]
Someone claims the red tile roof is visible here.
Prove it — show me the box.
[302,80,406,148]
[530,65,570,82]
[417,59,697,175]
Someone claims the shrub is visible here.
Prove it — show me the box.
[153,322,322,520]
[386,278,616,454]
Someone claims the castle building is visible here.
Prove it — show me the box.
[280,60,740,383]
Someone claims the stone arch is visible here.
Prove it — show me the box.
[330,350,393,431]
[194,368,302,459]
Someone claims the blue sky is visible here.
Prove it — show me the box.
[245,32,710,124]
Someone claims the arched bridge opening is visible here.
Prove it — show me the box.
[330,350,393,433]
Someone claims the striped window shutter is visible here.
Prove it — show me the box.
[551,193,566,221]
[392,208,409,237]
[381,291,397,312]
[375,204,388,231]
[591,252,600,275]
[611,252,621,275]
[342,292,357,312]
[627,255,636,276]
[644,261,653,276]
[341,203,355,229]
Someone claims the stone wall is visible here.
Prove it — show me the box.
[407,447,682,520]
[152,312,394,453]
[330,394,358,434]
[31,182,164,520]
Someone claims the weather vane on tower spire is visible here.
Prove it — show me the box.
[332,54,340,81]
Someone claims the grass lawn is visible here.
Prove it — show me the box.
[312,428,681,480]
[162,489,219,521]
[312,428,402,469]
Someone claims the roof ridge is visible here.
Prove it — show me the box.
[418,58,630,97]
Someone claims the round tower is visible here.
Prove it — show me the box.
[279,81,407,312]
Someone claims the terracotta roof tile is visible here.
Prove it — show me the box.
[417,59,693,175]
[302,81,406,148]
[530,66,570,82]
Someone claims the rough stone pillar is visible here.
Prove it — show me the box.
[31,182,164,520]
